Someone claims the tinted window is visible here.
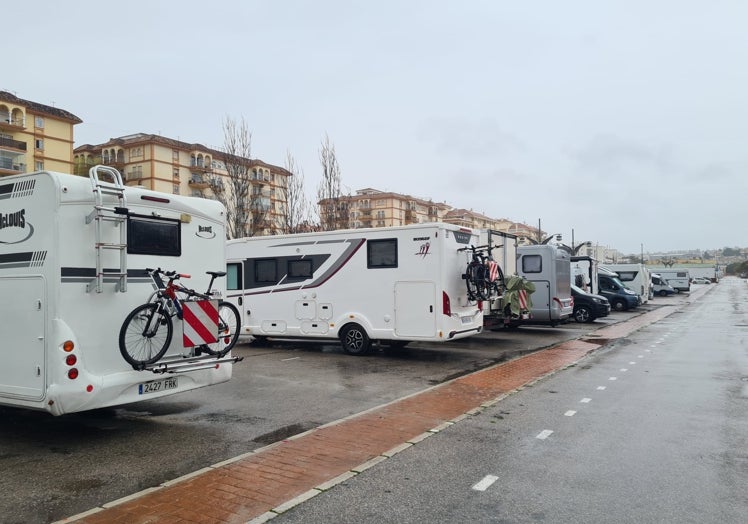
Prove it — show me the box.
[288,259,313,279]
[127,215,181,256]
[368,239,397,268]
[255,259,277,283]
[522,254,542,273]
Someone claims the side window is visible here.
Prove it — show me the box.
[522,254,542,273]
[367,238,397,268]
[255,259,277,283]
[226,263,242,290]
[288,259,313,280]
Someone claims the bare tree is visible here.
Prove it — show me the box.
[279,151,312,233]
[317,134,349,231]
[208,116,254,239]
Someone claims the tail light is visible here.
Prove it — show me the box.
[442,291,452,316]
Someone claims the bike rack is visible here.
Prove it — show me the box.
[145,354,244,374]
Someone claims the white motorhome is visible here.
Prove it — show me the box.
[225,223,484,354]
[604,263,651,303]
[571,255,599,295]
[655,269,691,293]
[0,167,237,416]
[517,244,573,325]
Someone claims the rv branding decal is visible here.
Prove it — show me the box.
[0,209,34,244]
[196,225,216,239]
[0,179,35,200]
[0,251,47,269]
[415,241,431,258]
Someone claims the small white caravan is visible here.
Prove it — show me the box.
[655,269,691,293]
[0,167,238,415]
[225,223,484,354]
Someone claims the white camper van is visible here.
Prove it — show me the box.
[517,244,573,325]
[604,263,651,303]
[0,167,237,416]
[655,269,691,293]
[225,223,484,354]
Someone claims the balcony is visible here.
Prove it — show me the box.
[126,171,143,182]
[189,174,210,189]
[0,136,27,152]
[0,117,26,132]
[0,156,26,175]
[189,161,212,173]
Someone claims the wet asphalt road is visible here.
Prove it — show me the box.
[266,278,748,523]
[0,289,707,523]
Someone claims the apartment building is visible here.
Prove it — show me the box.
[0,91,81,176]
[74,133,291,235]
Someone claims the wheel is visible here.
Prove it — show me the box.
[574,305,593,323]
[340,323,371,355]
[659,290,669,297]
[119,303,173,369]
[200,301,241,357]
[611,299,626,312]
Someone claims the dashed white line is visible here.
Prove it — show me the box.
[472,475,499,491]
[620,368,628,372]
[564,410,577,417]
[609,377,618,381]
[281,357,301,361]
[580,398,591,403]
[597,386,607,390]
[536,430,554,440]
[629,361,637,365]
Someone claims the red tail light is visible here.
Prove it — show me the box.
[65,355,77,366]
[442,291,452,316]
[67,369,79,380]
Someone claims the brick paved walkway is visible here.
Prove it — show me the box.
[59,304,681,524]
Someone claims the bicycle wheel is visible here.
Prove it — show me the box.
[200,301,241,357]
[464,263,480,301]
[119,303,173,369]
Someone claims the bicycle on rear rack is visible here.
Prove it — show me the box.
[459,244,505,302]
[118,268,241,370]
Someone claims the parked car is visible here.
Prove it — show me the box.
[571,284,611,323]
[598,273,641,311]
[691,277,711,284]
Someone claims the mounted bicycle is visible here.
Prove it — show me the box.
[459,244,504,302]
[118,268,241,370]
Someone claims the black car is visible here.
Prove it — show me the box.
[571,284,611,323]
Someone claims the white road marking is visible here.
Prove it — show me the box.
[580,398,591,403]
[638,355,644,358]
[282,357,301,361]
[565,410,577,417]
[597,386,607,390]
[629,361,637,365]
[472,475,499,491]
[536,430,554,440]
[609,377,618,381]
[645,349,651,353]
[620,368,628,372]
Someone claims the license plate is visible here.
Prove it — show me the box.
[461,315,473,325]
[138,377,178,395]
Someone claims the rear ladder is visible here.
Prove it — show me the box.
[85,165,129,293]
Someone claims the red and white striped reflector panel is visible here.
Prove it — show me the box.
[182,300,219,347]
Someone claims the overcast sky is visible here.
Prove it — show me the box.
[6,1,747,254]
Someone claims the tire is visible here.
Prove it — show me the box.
[611,299,627,312]
[574,305,593,323]
[119,303,173,369]
[200,301,241,357]
[340,323,372,355]
[659,290,668,297]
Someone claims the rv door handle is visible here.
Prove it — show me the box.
[429,305,433,313]
[238,297,243,306]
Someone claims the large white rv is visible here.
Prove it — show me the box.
[517,244,573,325]
[604,263,652,303]
[0,167,237,416]
[224,223,484,354]
[653,269,691,293]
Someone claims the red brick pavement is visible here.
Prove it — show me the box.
[59,304,682,524]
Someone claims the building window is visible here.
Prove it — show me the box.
[35,161,44,171]
[35,116,44,128]
[173,184,180,194]
[173,168,180,179]
[172,149,179,161]
[35,139,44,150]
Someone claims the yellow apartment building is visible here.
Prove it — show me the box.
[341,188,452,228]
[74,133,291,235]
[0,91,81,176]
